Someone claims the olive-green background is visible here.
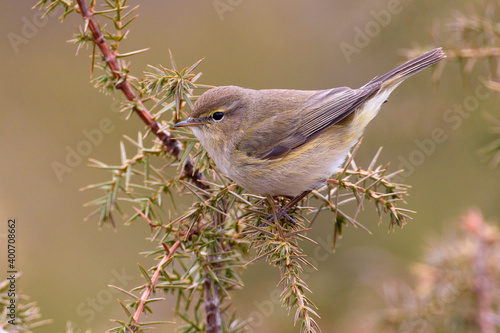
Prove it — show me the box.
[1,1,498,332]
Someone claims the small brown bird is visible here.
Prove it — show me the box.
[176,48,445,201]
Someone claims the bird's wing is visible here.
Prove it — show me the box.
[296,86,378,138]
[235,107,304,160]
[236,86,379,160]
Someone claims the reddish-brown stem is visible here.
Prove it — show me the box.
[131,240,181,329]
[73,2,221,331]
[75,0,208,190]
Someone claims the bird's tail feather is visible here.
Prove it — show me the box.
[368,48,446,89]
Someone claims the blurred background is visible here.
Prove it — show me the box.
[1,0,499,332]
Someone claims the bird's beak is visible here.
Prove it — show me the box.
[174,118,204,128]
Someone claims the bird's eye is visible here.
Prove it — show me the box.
[212,111,224,121]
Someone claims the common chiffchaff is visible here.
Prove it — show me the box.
[176,48,445,197]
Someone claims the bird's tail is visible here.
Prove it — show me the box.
[350,48,445,131]
[367,48,446,89]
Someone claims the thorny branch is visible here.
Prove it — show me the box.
[73,0,221,331]
[132,240,181,329]
[74,0,208,190]
[36,1,417,332]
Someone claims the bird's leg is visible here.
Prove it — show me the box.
[266,195,280,224]
[266,190,311,223]
[281,190,311,213]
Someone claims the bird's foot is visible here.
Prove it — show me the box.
[266,208,297,225]
[264,190,311,224]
